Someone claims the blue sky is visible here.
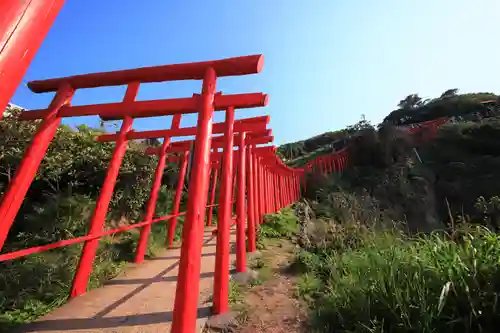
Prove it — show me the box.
[11,0,500,145]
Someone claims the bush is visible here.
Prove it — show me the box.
[0,109,181,330]
[297,222,500,332]
[420,117,500,226]
[383,92,497,126]
[258,207,299,240]
[0,185,176,331]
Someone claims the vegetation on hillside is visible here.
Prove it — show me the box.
[294,209,500,332]
[293,150,500,332]
[420,119,500,228]
[278,115,371,167]
[283,89,500,332]
[282,88,500,231]
[277,131,346,164]
[383,89,498,126]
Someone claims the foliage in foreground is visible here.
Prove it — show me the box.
[295,220,500,333]
[257,207,298,247]
[0,109,185,331]
[0,190,183,331]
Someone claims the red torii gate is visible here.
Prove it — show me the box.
[258,148,303,214]
[218,132,274,274]
[303,147,349,175]
[0,0,67,115]
[136,119,277,319]
[148,131,273,268]
[141,118,270,231]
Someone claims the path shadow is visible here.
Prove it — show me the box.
[92,235,216,319]
[105,271,215,286]
[148,251,216,261]
[17,306,212,332]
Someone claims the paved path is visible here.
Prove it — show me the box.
[15,228,236,333]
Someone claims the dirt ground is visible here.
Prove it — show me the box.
[236,239,307,333]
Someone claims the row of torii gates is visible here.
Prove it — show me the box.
[0,55,349,333]
[0,3,350,333]
[1,2,450,332]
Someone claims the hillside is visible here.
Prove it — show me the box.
[277,117,371,168]
[279,90,500,168]
[383,90,499,126]
[278,90,500,228]
[277,92,500,229]
[260,90,500,332]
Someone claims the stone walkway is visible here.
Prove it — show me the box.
[14,228,236,333]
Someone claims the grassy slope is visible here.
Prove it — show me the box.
[294,216,500,332]
[286,117,500,332]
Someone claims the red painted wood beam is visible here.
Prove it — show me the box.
[19,92,268,121]
[146,139,275,158]
[0,0,66,117]
[210,146,275,160]
[162,143,192,154]
[212,135,273,149]
[166,130,272,150]
[96,116,269,142]
[211,129,272,142]
[28,54,264,93]
[166,155,182,163]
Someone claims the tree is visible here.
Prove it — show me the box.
[397,94,424,110]
[346,115,373,134]
[439,88,459,99]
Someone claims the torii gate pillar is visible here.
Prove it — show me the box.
[0,0,66,116]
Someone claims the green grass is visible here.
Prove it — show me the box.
[247,254,274,287]
[296,273,322,303]
[228,279,244,304]
[227,279,251,324]
[257,207,299,249]
[295,222,500,332]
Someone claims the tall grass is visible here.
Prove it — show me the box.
[296,221,500,332]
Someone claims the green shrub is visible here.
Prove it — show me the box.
[258,207,299,241]
[0,110,181,330]
[298,224,500,332]
[420,117,500,226]
[383,92,497,126]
